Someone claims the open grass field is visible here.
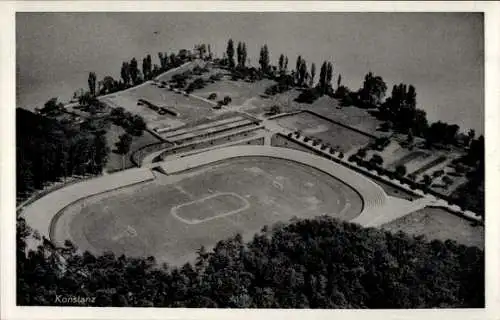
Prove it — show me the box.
[51,156,363,265]
[381,206,484,249]
[102,83,219,132]
[305,97,385,137]
[193,77,276,108]
[274,111,373,153]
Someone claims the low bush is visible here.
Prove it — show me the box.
[369,154,384,166]
[295,87,322,104]
[223,96,232,105]
[395,164,407,177]
[442,175,453,185]
[356,148,368,159]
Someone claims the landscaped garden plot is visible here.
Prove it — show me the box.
[386,150,431,171]
[381,206,484,249]
[274,111,373,153]
[51,156,363,265]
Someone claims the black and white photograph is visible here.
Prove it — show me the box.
[1,1,498,319]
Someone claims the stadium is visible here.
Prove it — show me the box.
[21,146,393,265]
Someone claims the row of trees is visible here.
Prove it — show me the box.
[278,54,289,75]
[84,49,193,100]
[294,60,335,104]
[222,39,342,104]
[225,39,270,75]
[17,108,109,198]
[17,215,484,308]
[226,39,250,70]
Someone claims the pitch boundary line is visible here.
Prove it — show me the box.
[171,192,250,225]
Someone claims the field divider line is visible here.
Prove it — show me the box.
[175,186,195,199]
[170,192,250,225]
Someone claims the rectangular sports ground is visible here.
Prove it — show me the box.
[274,111,374,153]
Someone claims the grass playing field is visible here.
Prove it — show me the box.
[274,111,373,153]
[51,156,363,265]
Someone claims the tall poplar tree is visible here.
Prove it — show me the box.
[310,63,316,87]
[259,45,270,74]
[88,72,97,97]
[279,54,285,73]
[319,61,327,94]
[226,39,235,69]
[121,62,130,86]
[237,42,243,68]
[129,58,139,85]
[241,43,247,68]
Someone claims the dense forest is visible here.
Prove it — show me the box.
[17,216,484,308]
[16,108,109,199]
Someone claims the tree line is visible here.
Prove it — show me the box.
[83,48,195,100]
[220,39,337,103]
[16,108,109,199]
[17,215,483,308]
